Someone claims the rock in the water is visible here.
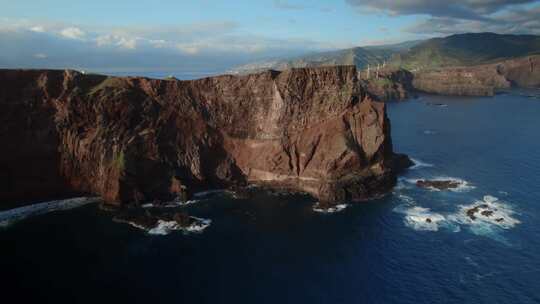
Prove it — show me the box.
[0,66,409,206]
[416,179,461,190]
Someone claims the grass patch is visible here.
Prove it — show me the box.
[113,151,126,171]
[88,77,127,96]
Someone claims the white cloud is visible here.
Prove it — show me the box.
[346,0,540,36]
[0,18,351,73]
[149,39,167,48]
[407,5,540,35]
[96,34,139,49]
[116,37,137,49]
[29,26,45,33]
[176,43,200,54]
[60,27,85,39]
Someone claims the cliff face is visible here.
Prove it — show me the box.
[360,69,414,101]
[412,55,540,96]
[0,66,409,207]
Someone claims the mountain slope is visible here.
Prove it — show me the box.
[231,33,540,75]
[230,40,421,74]
[396,32,540,70]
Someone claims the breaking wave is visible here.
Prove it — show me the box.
[401,206,446,231]
[141,200,199,209]
[394,195,520,238]
[409,158,434,169]
[0,197,101,228]
[313,203,348,214]
[449,195,520,230]
[116,216,212,235]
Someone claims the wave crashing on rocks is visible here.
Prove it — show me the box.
[394,195,520,237]
[313,203,349,214]
[406,177,475,192]
[0,197,101,228]
[114,215,211,235]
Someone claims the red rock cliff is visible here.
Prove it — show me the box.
[412,55,540,96]
[0,66,409,206]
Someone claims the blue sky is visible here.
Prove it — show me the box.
[1,0,539,75]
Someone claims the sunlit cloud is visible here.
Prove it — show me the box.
[60,27,85,39]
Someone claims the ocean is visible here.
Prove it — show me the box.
[1,89,540,303]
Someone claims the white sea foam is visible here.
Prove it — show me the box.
[409,158,434,169]
[313,203,348,214]
[183,216,212,233]
[393,177,410,191]
[141,200,199,209]
[396,193,415,205]
[193,189,227,198]
[395,195,520,237]
[405,176,475,192]
[0,197,101,228]
[402,206,446,231]
[120,216,212,235]
[147,220,182,235]
[449,195,520,230]
[113,218,148,231]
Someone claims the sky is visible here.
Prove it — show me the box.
[1,0,539,76]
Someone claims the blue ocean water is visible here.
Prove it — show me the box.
[1,90,540,303]
[87,70,223,80]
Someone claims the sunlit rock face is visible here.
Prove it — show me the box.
[0,66,409,206]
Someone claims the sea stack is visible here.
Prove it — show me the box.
[0,66,410,207]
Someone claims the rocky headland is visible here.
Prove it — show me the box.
[0,66,412,209]
[359,69,415,101]
[358,55,540,100]
[411,55,540,96]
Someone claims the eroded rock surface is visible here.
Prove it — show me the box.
[412,55,540,96]
[0,66,410,207]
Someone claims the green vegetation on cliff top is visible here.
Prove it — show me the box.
[396,32,540,70]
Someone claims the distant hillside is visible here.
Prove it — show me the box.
[395,33,540,70]
[229,40,421,74]
[230,33,540,75]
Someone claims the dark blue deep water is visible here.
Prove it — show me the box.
[2,90,540,303]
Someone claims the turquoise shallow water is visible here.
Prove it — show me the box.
[1,90,540,303]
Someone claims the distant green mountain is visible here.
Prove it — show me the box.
[230,33,540,74]
[394,32,540,70]
[229,40,422,74]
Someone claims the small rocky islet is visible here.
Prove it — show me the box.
[415,179,462,190]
